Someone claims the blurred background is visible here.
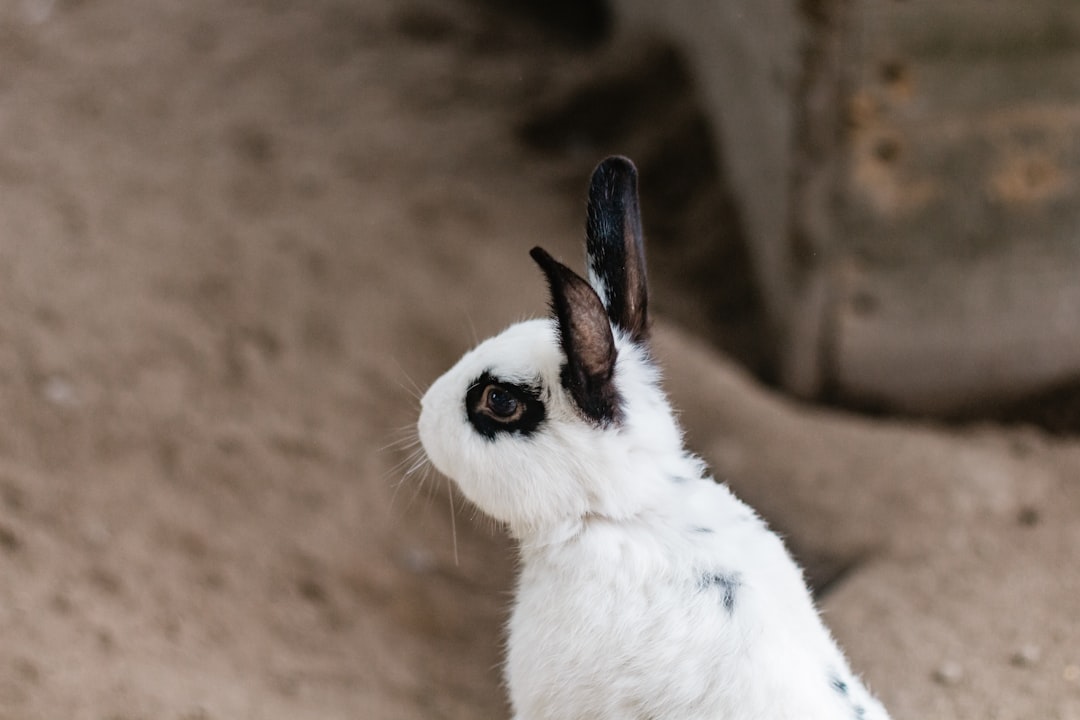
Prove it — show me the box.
[0,0,1078,718]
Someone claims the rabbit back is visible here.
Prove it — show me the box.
[508,476,887,720]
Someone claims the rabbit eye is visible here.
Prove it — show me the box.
[482,384,524,421]
[465,372,546,439]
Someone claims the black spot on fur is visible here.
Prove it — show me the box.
[691,526,713,534]
[465,372,546,440]
[670,475,690,484]
[829,670,868,719]
[699,572,741,613]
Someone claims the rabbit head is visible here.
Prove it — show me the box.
[418,157,695,538]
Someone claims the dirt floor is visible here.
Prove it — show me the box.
[0,1,1078,719]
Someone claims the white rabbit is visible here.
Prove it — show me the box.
[418,156,890,720]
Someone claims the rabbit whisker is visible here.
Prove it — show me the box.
[384,445,425,478]
[388,446,431,510]
[390,356,427,402]
[461,307,480,346]
[447,478,459,566]
[378,433,422,453]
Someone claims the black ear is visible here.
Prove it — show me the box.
[530,247,621,425]
[585,156,649,344]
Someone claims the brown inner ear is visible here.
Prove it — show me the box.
[585,155,649,345]
[530,247,621,425]
[618,212,648,341]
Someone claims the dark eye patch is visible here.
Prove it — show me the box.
[465,371,546,440]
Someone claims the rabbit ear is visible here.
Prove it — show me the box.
[585,156,649,344]
[530,247,621,425]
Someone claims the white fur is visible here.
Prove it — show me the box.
[418,319,889,720]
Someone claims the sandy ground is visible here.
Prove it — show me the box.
[0,1,1078,719]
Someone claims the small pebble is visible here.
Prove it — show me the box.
[1016,506,1040,527]
[42,376,78,407]
[0,524,20,552]
[21,0,57,25]
[932,661,964,686]
[402,546,435,574]
[1010,644,1041,667]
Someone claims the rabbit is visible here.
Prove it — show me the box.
[417,156,890,720]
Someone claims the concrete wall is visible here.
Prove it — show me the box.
[611,0,1080,413]
[611,0,806,366]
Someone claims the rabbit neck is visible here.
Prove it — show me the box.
[513,443,708,549]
